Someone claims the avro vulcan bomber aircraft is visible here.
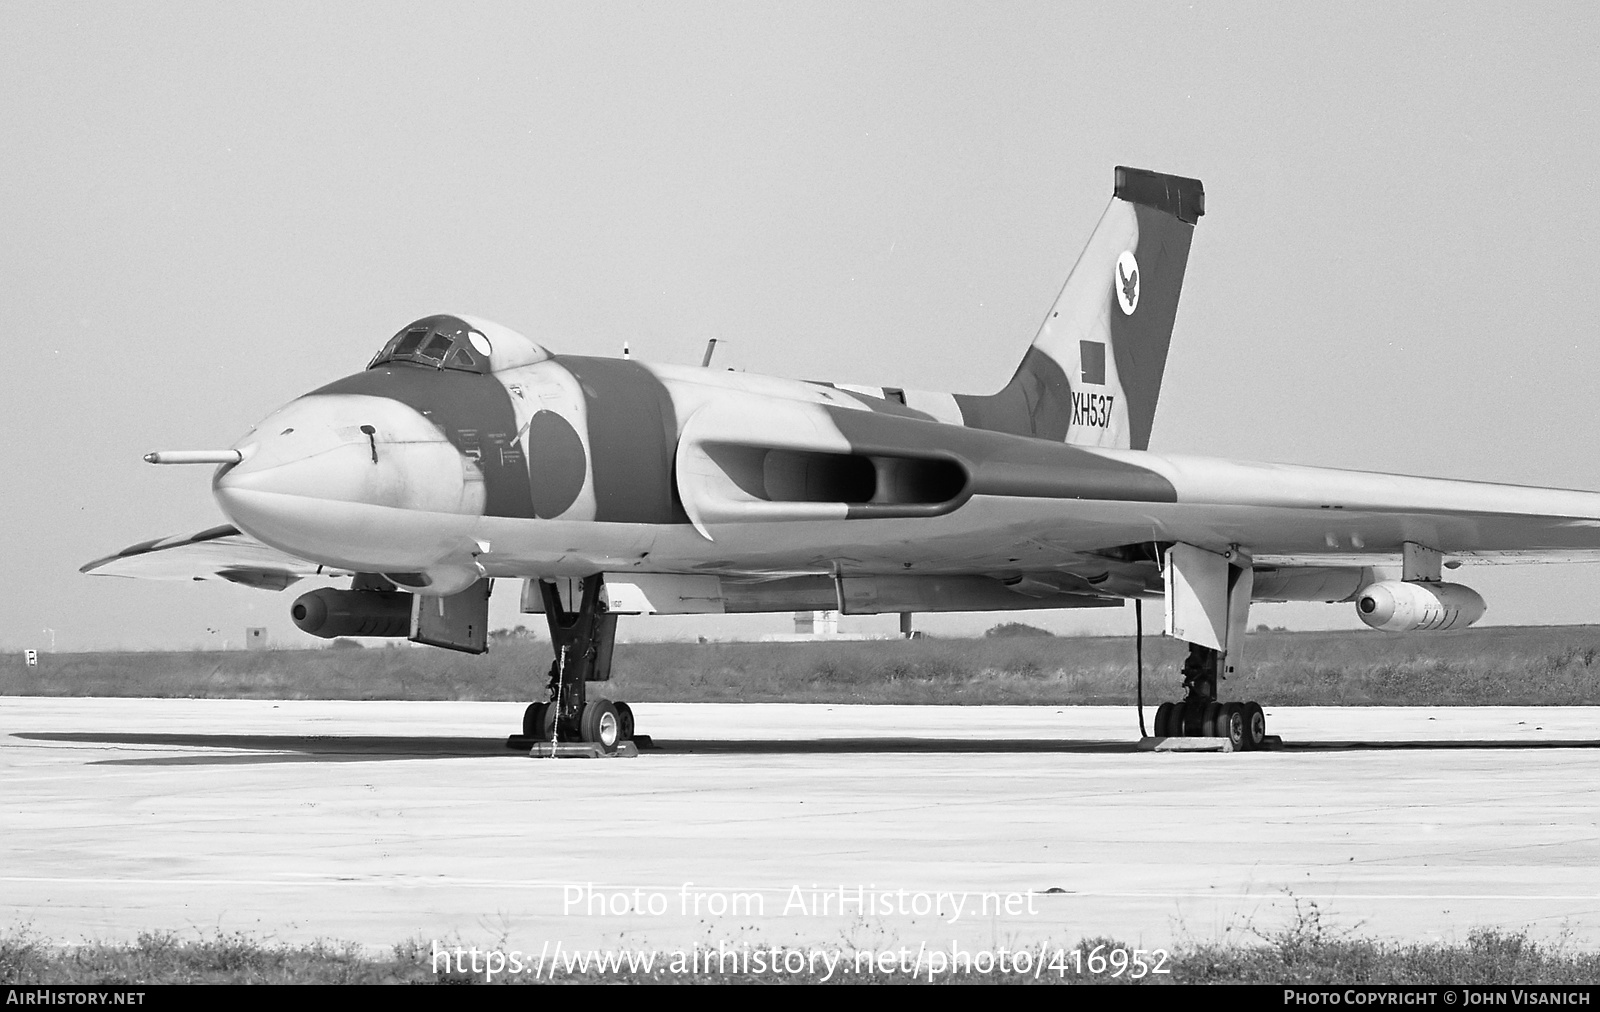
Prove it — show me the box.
[86,167,1600,753]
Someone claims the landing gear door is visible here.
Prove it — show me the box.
[1164,544,1253,671]
[1164,544,1228,651]
[1224,562,1253,675]
[410,579,492,654]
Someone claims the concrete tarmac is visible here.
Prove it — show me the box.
[4,696,1600,956]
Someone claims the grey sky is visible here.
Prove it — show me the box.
[3,3,1598,650]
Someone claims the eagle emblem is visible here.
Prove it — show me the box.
[1115,251,1140,315]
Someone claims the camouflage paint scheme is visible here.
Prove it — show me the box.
[85,168,1600,623]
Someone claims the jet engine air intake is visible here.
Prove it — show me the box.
[1354,580,1486,632]
[674,397,978,533]
[704,444,967,513]
[291,587,413,638]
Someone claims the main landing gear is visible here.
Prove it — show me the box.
[505,576,641,756]
[1151,644,1269,751]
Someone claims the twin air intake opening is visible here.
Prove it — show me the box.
[701,444,969,519]
[673,395,975,533]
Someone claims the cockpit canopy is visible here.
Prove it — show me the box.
[367,314,552,374]
[369,315,494,374]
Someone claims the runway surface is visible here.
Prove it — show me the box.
[5,697,1600,954]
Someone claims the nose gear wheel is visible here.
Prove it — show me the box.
[506,575,641,755]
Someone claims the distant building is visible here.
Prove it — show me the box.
[245,627,268,650]
[762,610,890,643]
[793,610,839,637]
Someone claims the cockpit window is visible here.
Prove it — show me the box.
[368,315,490,374]
[419,333,454,362]
[392,329,428,357]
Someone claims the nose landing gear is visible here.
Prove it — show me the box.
[505,576,644,757]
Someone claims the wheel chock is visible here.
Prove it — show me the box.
[527,741,640,759]
[1138,735,1284,753]
[1140,735,1233,752]
[505,734,653,753]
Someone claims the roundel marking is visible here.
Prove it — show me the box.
[1115,250,1140,316]
[526,410,587,519]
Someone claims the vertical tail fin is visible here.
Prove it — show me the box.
[955,166,1203,451]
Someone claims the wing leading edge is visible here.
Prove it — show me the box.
[80,525,346,590]
[1085,449,1600,565]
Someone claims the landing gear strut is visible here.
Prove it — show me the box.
[1151,643,1268,751]
[506,576,639,754]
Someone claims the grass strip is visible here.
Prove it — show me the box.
[7,626,1600,707]
[6,920,1600,984]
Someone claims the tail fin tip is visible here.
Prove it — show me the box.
[1114,166,1205,224]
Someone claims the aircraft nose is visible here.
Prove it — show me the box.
[213,393,486,570]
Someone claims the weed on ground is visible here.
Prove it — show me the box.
[7,915,1599,985]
